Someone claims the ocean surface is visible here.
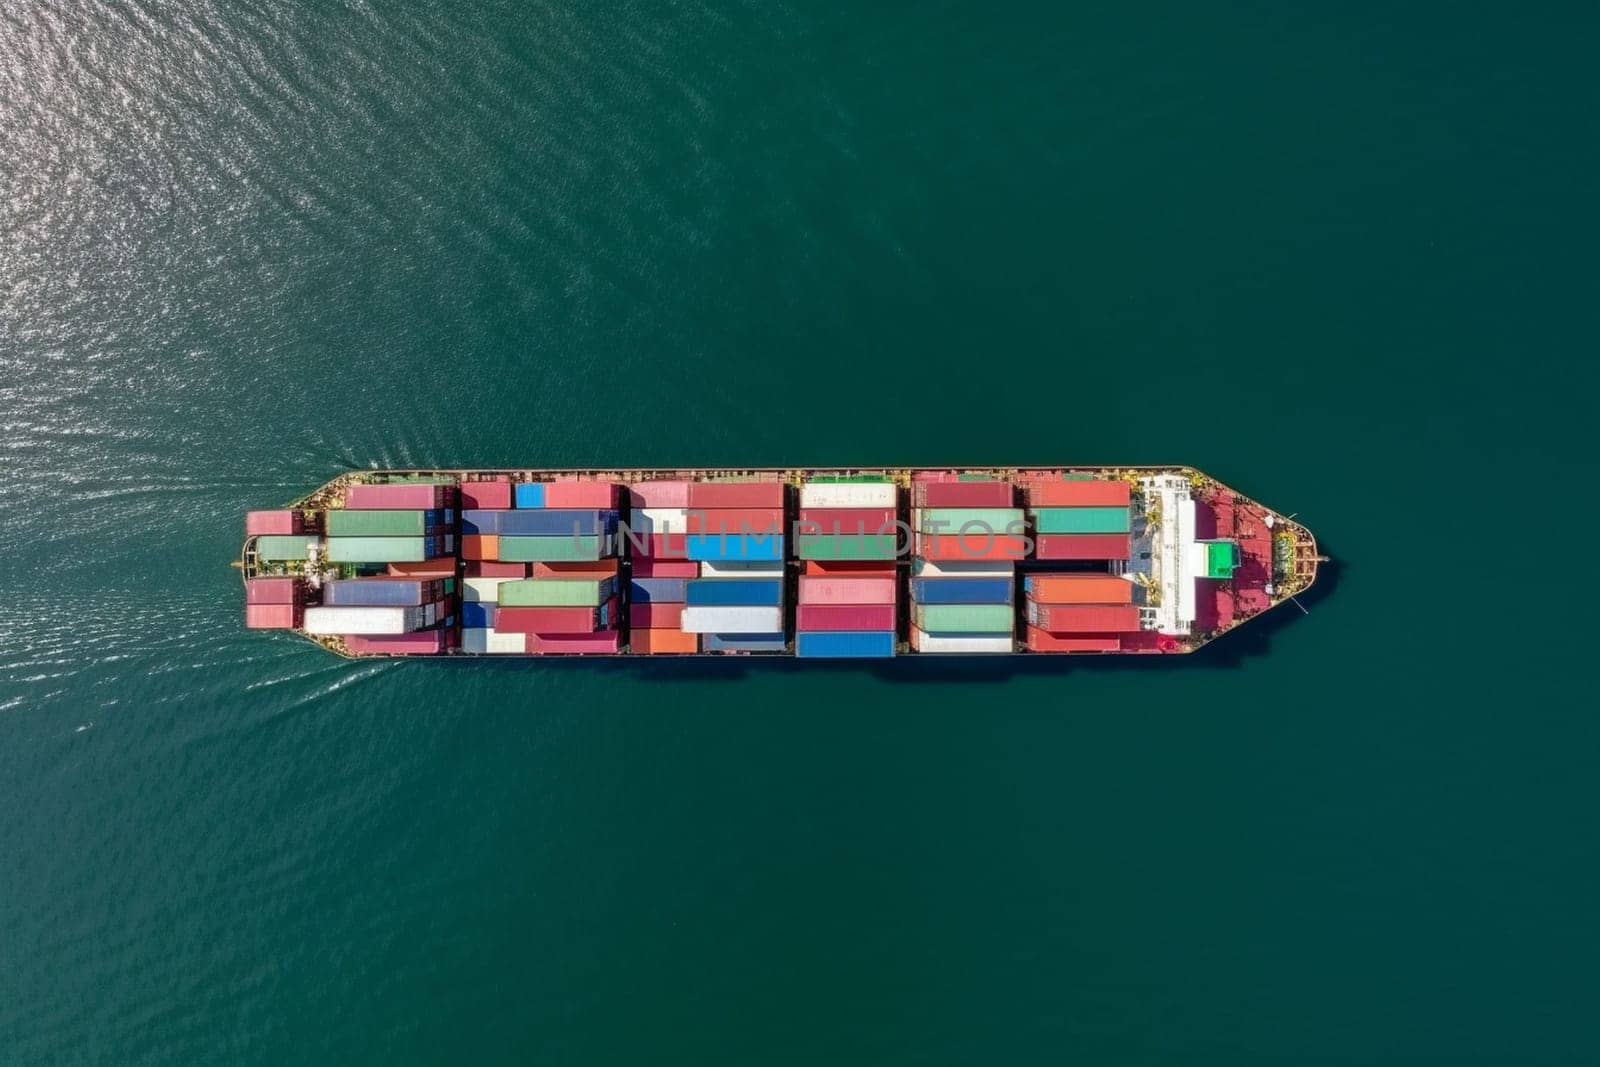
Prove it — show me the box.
[3,2,1597,1063]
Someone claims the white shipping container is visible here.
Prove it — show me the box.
[303,606,424,635]
[910,559,1016,577]
[462,627,528,654]
[699,560,784,578]
[680,605,785,634]
[631,507,690,534]
[911,630,1014,654]
[800,482,897,509]
[463,577,517,603]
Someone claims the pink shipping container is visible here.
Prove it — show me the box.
[798,576,898,605]
[245,603,302,629]
[246,577,303,605]
[1034,534,1132,561]
[686,481,785,509]
[246,510,302,535]
[629,481,692,508]
[543,480,621,508]
[629,602,686,628]
[527,631,623,654]
[344,631,446,654]
[345,484,454,509]
[630,559,699,578]
[460,480,513,509]
[797,604,897,631]
[912,481,1015,507]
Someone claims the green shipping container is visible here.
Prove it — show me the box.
[796,533,899,560]
[498,535,606,562]
[913,604,1015,633]
[325,536,432,562]
[255,535,318,561]
[500,578,610,607]
[914,508,1025,531]
[1031,507,1131,534]
[326,509,429,537]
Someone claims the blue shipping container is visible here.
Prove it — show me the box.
[461,509,504,535]
[629,578,688,603]
[499,509,616,536]
[462,602,495,628]
[910,577,1014,604]
[685,578,784,606]
[796,631,896,658]
[324,578,427,607]
[686,534,785,562]
[513,483,546,508]
[704,633,789,652]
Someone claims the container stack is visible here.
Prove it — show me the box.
[303,576,458,653]
[461,575,525,653]
[246,510,303,536]
[626,480,692,562]
[795,477,898,562]
[253,534,319,562]
[244,577,305,630]
[907,477,1022,653]
[1021,476,1133,561]
[680,480,788,652]
[461,479,620,565]
[622,480,699,653]
[1023,574,1140,652]
[789,476,898,657]
[326,483,457,563]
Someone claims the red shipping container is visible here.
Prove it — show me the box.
[686,508,785,535]
[344,483,453,509]
[915,533,1028,561]
[804,560,897,578]
[686,481,785,509]
[798,577,897,605]
[912,481,1014,507]
[460,480,512,509]
[532,560,620,578]
[345,631,446,654]
[630,559,699,578]
[461,534,498,561]
[1034,534,1132,561]
[797,604,896,631]
[467,561,528,577]
[796,508,897,533]
[1024,479,1130,507]
[1026,604,1141,633]
[631,629,699,654]
[632,533,688,559]
[495,606,602,633]
[388,560,457,578]
[1027,628,1121,652]
[245,603,301,629]
[246,577,302,605]
[528,631,623,654]
[629,602,685,629]
[246,510,302,535]
[543,480,621,509]
[629,481,691,508]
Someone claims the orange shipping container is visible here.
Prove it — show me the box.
[1027,628,1122,652]
[1024,479,1131,507]
[532,560,620,578]
[915,533,1029,562]
[1026,574,1133,604]
[804,560,897,578]
[632,629,699,654]
[462,534,498,561]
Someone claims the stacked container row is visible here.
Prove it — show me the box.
[1023,573,1139,652]
[1021,476,1133,561]
[244,576,306,629]
[908,476,1020,653]
[675,481,787,651]
[794,477,898,657]
[623,480,699,652]
[303,576,458,651]
[327,483,457,563]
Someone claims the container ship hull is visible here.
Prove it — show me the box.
[242,467,1321,658]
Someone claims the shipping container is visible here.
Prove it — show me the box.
[527,631,622,654]
[1024,479,1131,508]
[680,605,784,633]
[245,603,301,629]
[910,629,1014,654]
[1026,629,1121,652]
[913,508,1025,531]
[495,606,603,633]
[629,481,691,508]
[685,482,785,509]
[463,576,518,603]
[325,509,444,537]
[462,602,495,628]
[499,578,615,607]
[344,631,446,654]
[1034,534,1132,561]
[685,509,784,535]
[685,578,783,606]
[703,633,788,652]
[804,560,897,578]
[531,560,620,578]
[909,577,1013,604]
[630,577,688,603]
[630,559,700,578]
[797,508,897,533]
[324,578,439,607]
[796,604,896,631]
[498,509,617,537]
[912,603,1014,633]
[912,481,1014,507]
[462,627,527,654]
[685,534,784,562]
[795,534,898,561]
[497,535,607,562]
[513,483,545,508]
[1024,574,1134,604]
[345,484,453,509]
[798,482,896,509]
[629,602,685,628]
[631,629,699,654]
[795,630,896,658]
[629,532,689,559]
[459,480,512,510]
[246,510,302,536]
[543,481,620,509]
[467,561,526,578]
[303,605,426,635]
[1025,603,1141,633]
[388,559,457,579]
[913,533,1028,562]
[1031,507,1131,535]
[629,507,689,534]
[245,577,302,605]
[254,534,317,561]
[910,559,1015,577]
[697,560,781,578]
[460,510,503,535]
[797,577,897,605]
[325,536,441,563]
[462,534,498,561]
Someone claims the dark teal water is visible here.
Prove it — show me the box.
[4,2,1598,1062]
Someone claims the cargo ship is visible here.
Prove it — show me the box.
[240,468,1321,658]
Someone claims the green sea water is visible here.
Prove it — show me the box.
[4,2,1598,1062]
